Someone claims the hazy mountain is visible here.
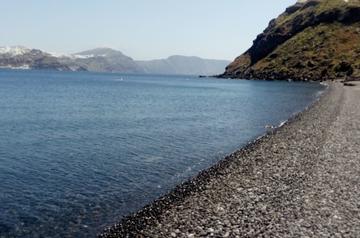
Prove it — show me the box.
[0,46,230,75]
[137,55,230,75]
[222,0,360,81]
[0,46,73,71]
[69,48,144,73]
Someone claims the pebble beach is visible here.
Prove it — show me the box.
[101,81,360,238]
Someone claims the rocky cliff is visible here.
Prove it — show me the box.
[222,0,360,81]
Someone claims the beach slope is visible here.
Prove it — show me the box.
[101,82,360,237]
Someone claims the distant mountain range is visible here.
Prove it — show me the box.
[0,46,230,76]
[137,55,229,76]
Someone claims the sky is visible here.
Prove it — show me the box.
[0,0,296,60]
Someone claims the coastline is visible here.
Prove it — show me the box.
[100,81,360,237]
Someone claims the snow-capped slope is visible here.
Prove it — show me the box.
[0,46,31,56]
[0,46,75,71]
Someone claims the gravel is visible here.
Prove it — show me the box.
[101,82,360,238]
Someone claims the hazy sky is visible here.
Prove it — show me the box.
[0,0,296,60]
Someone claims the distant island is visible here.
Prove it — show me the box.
[0,46,230,76]
[221,0,360,81]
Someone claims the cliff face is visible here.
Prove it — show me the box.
[223,0,360,81]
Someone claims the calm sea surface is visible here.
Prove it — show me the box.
[0,70,324,237]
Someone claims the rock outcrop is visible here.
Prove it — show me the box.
[221,0,360,81]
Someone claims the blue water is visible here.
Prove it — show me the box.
[0,70,324,237]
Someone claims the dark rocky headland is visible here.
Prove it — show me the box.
[221,0,360,81]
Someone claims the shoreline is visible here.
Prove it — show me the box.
[100,82,331,237]
[100,81,359,237]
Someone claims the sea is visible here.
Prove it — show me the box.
[0,70,324,237]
